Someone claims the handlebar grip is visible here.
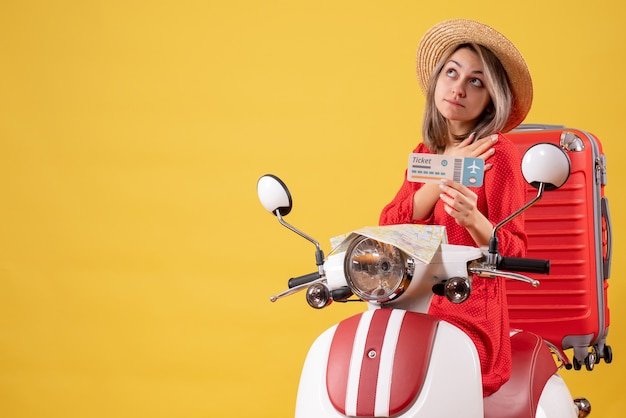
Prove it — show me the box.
[288,272,321,288]
[498,257,550,274]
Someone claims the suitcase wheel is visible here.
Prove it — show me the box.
[572,351,596,371]
[600,344,613,364]
[591,343,613,365]
[571,344,614,370]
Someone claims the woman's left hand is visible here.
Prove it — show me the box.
[438,179,481,228]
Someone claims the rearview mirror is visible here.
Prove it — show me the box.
[257,174,292,217]
[521,143,571,191]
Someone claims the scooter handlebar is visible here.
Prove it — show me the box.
[288,272,321,288]
[497,256,550,275]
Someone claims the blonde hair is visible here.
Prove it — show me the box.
[422,43,513,153]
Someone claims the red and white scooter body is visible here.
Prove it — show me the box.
[295,243,579,418]
[296,308,578,418]
[296,308,483,417]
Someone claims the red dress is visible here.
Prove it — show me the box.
[379,133,527,396]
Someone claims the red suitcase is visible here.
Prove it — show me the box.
[505,124,613,370]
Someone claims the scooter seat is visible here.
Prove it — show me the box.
[483,331,558,418]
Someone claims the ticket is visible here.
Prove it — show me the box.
[407,153,484,187]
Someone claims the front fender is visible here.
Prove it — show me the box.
[296,308,484,418]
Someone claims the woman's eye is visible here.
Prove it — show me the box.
[470,78,484,87]
[446,68,457,77]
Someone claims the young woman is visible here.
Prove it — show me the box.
[379,19,533,397]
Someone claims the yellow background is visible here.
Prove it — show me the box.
[0,1,624,417]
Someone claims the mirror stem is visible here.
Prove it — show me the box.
[276,211,325,274]
[488,182,546,261]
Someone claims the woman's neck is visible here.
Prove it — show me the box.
[447,120,475,139]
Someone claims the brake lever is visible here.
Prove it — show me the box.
[469,267,540,287]
[270,277,326,302]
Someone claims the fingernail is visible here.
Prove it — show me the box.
[491,134,498,141]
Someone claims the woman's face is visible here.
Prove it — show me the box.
[434,47,492,136]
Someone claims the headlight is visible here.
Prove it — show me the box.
[344,235,411,303]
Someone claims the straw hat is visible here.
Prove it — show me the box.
[416,18,533,132]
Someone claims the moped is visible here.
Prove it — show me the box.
[257,143,591,418]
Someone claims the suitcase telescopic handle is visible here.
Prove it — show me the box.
[497,256,550,274]
[602,197,612,279]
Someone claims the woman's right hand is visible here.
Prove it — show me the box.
[444,132,498,167]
